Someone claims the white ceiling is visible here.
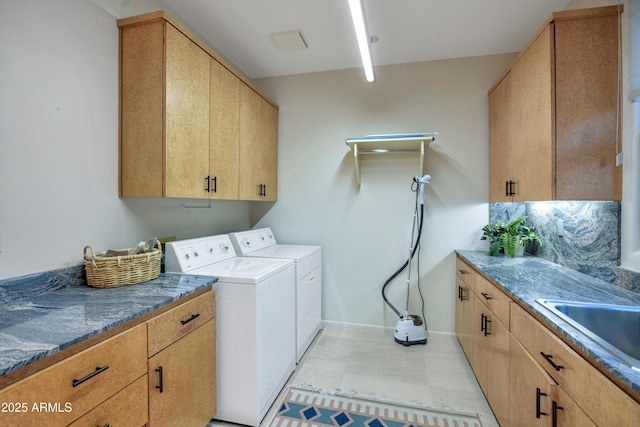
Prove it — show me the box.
[113,0,573,80]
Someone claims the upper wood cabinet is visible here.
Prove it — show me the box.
[239,83,278,201]
[489,6,622,202]
[118,11,278,201]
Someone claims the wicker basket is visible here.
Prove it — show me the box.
[83,238,162,288]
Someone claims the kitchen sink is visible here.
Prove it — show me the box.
[536,299,640,371]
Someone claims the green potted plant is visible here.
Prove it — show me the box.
[481,215,542,257]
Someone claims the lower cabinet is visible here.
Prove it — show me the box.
[0,289,216,427]
[148,320,216,426]
[454,255,639,426]
[467,275,511,425]
[0,323,147,427]
[508,335,557,427]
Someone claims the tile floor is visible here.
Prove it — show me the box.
[209,323,499,427]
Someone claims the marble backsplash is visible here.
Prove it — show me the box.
[489,201,639,293]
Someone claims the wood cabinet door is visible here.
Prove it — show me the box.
[488,72,514,202]
[509,335,555,427]
[239,83,263,200]
[486,316,510,426]
[470,295,488,392]
[261,98,279,201]
[555,11,621,200]
[210,59,240,200]
[454,275,473,357]
[509,24,554,202]
[119,20,165,197]
[148,319,216,427]
[164,24,210,199]
[239,84,279,201]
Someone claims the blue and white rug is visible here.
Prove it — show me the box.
[268,386,483,427]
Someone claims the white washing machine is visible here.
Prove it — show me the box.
[229,227,321,362]
[164,234,295,427]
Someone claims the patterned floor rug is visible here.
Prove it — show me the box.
[267,386,483,427]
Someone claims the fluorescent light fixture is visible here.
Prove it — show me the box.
[348,0,375,83]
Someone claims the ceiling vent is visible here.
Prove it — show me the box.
[272,30,308,51]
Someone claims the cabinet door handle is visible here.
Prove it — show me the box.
[204,176,210,192]
[480,313,487,333]
[481,292,492,300]
[540,352,564,371]
[181,313,200,325]
[72,365,109,388]
[536,387,548,418]
[212,176,217,193]
[483,315,491,336]
[552,401,564,427]
[155,366,163,393]
[505,180,510,197]
[457,269,469,275]
[458,285,462,301]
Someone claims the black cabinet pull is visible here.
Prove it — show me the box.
[181,313,200,325]
[204,176,210,192]
[72,365,109,388]
[505,180,516,197]
[458,269,469,275]
[483,316,491,336]
[505,180,510,197]
[480,313,486,333]
[481,292,492,300]
[536,388,548,418]
[552,401,564,427]
[540,352,564,371]
[212,176,217,193]
[258,183,267,197]
[458,285,463,301]
[155,366,163,393]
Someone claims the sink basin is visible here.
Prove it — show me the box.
[536,299,640,371]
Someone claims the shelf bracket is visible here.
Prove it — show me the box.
[345,133,436,184]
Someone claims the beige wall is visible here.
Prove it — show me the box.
[0,0,252,280]
[253,54,515,331]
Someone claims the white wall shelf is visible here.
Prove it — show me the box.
[345,133,436,184]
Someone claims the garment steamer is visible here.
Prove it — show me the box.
[382,174,431,346]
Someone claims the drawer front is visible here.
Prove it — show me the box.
[0,324,147,426]
[475,273,511,327]
[511,303,640,426]
[298,266,321,321]
[297,250,321,281]
[455,257,475,290]
[147,290,215,356]
[68,375,148,427]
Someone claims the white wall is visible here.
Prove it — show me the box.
[0,0,252,280]
[253,54,515,332]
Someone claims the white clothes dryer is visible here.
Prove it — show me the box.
[165,234,295,427]
[229,227,321,362]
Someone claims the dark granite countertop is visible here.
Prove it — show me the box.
[456,250,640,400]
[0,270,216,379]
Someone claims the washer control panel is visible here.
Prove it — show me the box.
[165,235,236,272]
[229,227,277,254]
